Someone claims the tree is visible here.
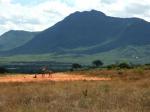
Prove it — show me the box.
[118,62,130,69]
[106,64,117,69]
[72,63,82,70]
[0,67,8,73]
[92,60,103,67]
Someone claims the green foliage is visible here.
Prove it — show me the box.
[72,63,82,70]
[92,60,103,67]
[0,67,7,73]
[118,62,131,69]
[0,45,150,65]
[106,64,118,69]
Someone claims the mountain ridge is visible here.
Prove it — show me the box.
[0,10,150,64]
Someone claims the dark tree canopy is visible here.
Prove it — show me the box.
[0,67,7,73]
[118,63,131,69]
[72,63,82,69]
[92,60,103,67]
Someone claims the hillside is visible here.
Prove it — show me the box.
[0,30,39,51]
[0,10,150,64]
[3,10,150,55]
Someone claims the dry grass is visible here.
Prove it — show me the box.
[0,69,150,112]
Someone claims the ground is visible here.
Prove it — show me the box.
[0,73,111,83]
[0,69,149,112]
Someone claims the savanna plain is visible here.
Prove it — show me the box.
[0,68,149,112]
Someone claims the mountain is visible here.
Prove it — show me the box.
[1,10,150,64]
[0,30,39,51]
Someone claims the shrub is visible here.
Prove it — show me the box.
[134,68,144,75]
[72,63,82,70]
[0,67,8,73]
[106,64,118,69]
[92,60,103,67]
[118,63,131,69]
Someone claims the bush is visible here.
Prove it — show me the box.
[92,60,103,67]
[0,67,8,73]
[118,63,131,69]
[72,63,82,70]
[145,63,150,66]
[106,64,118,69]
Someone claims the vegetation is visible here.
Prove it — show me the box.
[2,10,150,58]
[0,11,150,65]
[0,30,39,51]
[0,9,149,112]
[0,45,150,65]
[0,67,7,73]
[72,63,82,70]
[92,60,103,67]
[106,64,118,69]
[118,62,131,69]
[0,68,149,112]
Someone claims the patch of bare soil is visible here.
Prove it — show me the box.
[0,73,111,83]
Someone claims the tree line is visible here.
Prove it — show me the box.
[71,60,104,70]
[71,60,150,70]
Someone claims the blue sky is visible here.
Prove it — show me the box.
[12,0,47,5]
[0,0,150,35]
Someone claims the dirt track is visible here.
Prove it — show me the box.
[0,73,111,83]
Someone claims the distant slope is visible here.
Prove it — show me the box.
[0,30,39,51]
[4,10,150,55]
[1,10,150,64]
[1,45,150,64]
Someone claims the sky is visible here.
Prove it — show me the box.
[0,0,150,35]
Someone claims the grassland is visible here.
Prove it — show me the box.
[0,45,150,65]
[0,68,149,112]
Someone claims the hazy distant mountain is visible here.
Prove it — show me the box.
[1,10,150,64]
[0,30,39,51]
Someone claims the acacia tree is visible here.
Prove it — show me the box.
[92,60,103,67]
[0,67,7,73]
[72,63,82,70]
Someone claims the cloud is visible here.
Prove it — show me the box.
[0,0,150,35]
[0,0,11,4]
[0,0,72,34]
[125,3,150,15]
[101,0,116,4]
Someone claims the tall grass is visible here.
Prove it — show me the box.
[0,69,149,112]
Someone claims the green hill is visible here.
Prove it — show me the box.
[1,45,150,64]
[0,30,39,51]
[0,10,150,64]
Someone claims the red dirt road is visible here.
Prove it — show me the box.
[0,73,111,83]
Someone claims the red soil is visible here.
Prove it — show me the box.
[0,73,111,83]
